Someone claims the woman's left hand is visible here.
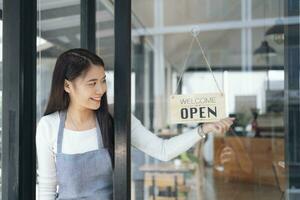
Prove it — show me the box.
[202,117,235,136]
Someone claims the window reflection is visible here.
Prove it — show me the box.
[36,1,81,198]
[131,0,296,199]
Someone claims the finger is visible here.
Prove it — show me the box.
[225,118,234,127]
[210,124,221,135]
[223,118,235,129]
[223,118,234,128]
[219,120,230,132]
[228,117,236,121]
[214,122,226,135]
[214,123,224,135]
[217,122,226,134]
[228,117,235,121]
[202,123,213,134]
[224,118,234,126]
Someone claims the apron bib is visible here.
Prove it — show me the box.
[55,110,113,200]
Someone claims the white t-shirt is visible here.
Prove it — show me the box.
[36,111,202,200]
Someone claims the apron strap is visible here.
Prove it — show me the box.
[95,117,104,148]
[57,110,66,154]
[57,110,103,153]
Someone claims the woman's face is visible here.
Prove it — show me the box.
[64,64,107,111]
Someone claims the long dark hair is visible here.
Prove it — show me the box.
[44,48,114,166]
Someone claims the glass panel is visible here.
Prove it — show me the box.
[164,30,241,69]
[0,1,3,198]
[164,0,242,26]
[36,0,81,119]
[96,0,115,105]
[131,0,298,199]
[252,0,283,19]
[252,27,284,68]
[132,0,154,28]
[36,0,81,199]
[96,0,137,108]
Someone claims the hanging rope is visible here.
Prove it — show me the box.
[173,26,224,95]
[173,36,196,94]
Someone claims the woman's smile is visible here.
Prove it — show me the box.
[90,96,101,102]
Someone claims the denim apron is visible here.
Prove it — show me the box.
[55,110,113,200]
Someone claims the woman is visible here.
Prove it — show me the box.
[36,48,234,199]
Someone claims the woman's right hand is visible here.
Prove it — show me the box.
[202,117,235,136]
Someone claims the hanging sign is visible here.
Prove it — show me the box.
[169,27,226,124]
[169,93,226,124]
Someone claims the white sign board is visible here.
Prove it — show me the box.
[169,93,226,124]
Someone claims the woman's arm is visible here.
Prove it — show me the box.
[36,118,57,200]
[131,114,203,161]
